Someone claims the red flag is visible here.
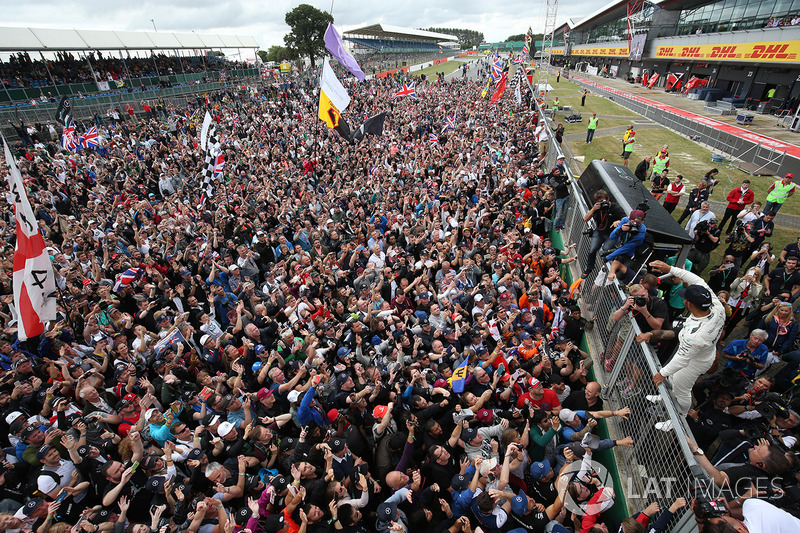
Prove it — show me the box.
[490,72,508,104]
[3,138,57,339]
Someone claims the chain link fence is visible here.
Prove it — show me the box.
[536,98,717,532]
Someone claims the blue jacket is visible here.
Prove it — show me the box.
[297,387,330,427]
[607,218,647,260]
[758,315,799,354]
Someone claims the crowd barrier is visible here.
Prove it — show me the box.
[566,74,795,176]
[535,97,715,532]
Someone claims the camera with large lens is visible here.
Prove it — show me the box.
[559,296,577,307]
[582,228,594,236]
[694,220,710,234]
[633,295,648,307]
[689,478,729,520]
[599,200,610,209]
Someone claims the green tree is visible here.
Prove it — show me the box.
[506,34,525,42]
[284,4,333,68]
[258,45,295,63]
[425,28,484,49]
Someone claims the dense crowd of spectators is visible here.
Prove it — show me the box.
[0,56,798,533]
[0,51,250,89]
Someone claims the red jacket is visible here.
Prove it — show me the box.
[726,187,755,211]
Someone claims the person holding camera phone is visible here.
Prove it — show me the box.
[581,189,626,279]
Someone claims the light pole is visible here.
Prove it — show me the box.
[150,19,157,32]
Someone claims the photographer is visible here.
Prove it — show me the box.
[749,212,776,251]
[615,283,669,334]
[701,495,800,533]
[686,202,716,238]
[721,330,769,378]
[688,217,722,275]
[687,435,790,498]
[678,179,709,225]
[605,210,647,283]
[723,222,755,270]
[581,189,626,278]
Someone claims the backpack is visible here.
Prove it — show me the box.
[26,468,61,500]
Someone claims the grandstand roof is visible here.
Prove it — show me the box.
[342,24,459,43]
[0,27,258,52]
[563,0,665,31]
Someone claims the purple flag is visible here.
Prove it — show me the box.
[324,23,366,82]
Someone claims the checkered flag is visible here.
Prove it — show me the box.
[199,127,217,207]
[510,66,526,106]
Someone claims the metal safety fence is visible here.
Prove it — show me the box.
[567,75,793,176]
[536,97,715,532]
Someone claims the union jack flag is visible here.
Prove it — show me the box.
[61,120,78,151]
[511,55,525,65]
[394,83,416,98]
[441,113,456,133]
[114,268,143,293]
[491,57,504,81]
[213,153,225,177]
[429,133,439,145]
[79,126,99,149]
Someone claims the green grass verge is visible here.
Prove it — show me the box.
[412,61,461,79]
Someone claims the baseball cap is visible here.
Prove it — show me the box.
[559,408,578,423]
[327,409,339,423]
[187,448,206,461]
[271,475,289,493]
[377,501,398,522]
[329,438,346,454]
[147,475,166,492]
[510,489,530,515]
[35,444,53,461]
[568,441,587,458]
[200,334,211,345]
[629,209,646,221]
[451,473,469,492]
[235,507,252,527]
[529,459,552,480]
[262,514,286,533]
[287,390,301,403]
[257,387,273,401]
[461,427,479,442]
[202,414,221,426]
[786,173,794,178]
[528,377,542,389]
[677,285,714,309]
[218,422,235,437]
[520,331,531,340]
[22,498,44,516]
[5,411,24,425]
[373,405,389,419]
[476,409,493,423]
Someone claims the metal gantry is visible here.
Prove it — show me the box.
[537,0,558,111]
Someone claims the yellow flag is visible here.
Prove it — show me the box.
[318,88,342,129]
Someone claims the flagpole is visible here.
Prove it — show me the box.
[39,52,59,92]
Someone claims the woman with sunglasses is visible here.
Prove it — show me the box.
[758,301,799,364]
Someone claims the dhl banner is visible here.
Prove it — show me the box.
[549,46,629,57]
[655,41,800,62]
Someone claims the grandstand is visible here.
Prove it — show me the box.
[342,24,459,55]
[0,27,259,105]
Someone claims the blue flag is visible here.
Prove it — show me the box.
[449,358,470,394]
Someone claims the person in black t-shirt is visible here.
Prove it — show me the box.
[779,236,800,265]
[766,256,800,300]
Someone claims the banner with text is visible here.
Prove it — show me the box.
[655,41,800,62]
